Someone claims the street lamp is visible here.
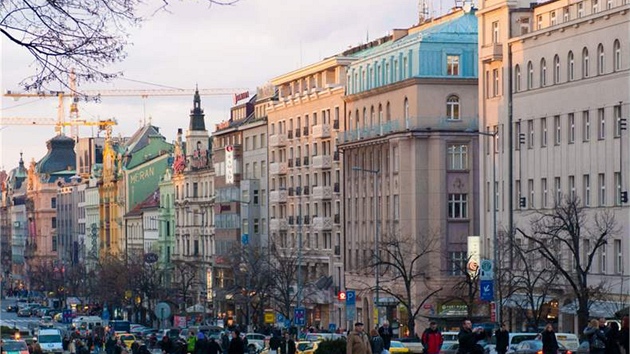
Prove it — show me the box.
[352,166,381,325]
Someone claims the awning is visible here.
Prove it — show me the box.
[186,303,208,313]
[560,300,626,318]
[501,293,550,309]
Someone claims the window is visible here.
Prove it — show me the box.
[446,95,460,120]
[515,65,521,91]
[448,194,468,219]
[583,111,591,141]
[542,178,548,208]
[584,174,591,206]
[568,113,575,143]
[569,175,576,200]
[541,117,548,147]
[52,217,57,228]
[601,244,607,273]
[528,120,534,148]
[568,51,575,81]
[492,21,500,43]
[447,144,468,170]
[607,0,613,8]
[615,172,622,205]
[614,40,621,72]
[51,197,57,208]
[555,177,562,203]
[528,179,534,207]
[404,97,410,122]
[493,69,500,96]
[614,240,623,274]
[554,55,561,83]
[551,11,557,25]
[615,104,623,137]
[577,2,584,18]
[563,6,570,22]
[449,251,467,275]
[599,173,606,206]
[527,61,534,89]
[582,47,590,78]
[554,115,561,145]
[540,58,547,86]
[598,108,606,139]
[447,55,460,76]
[537,15,543,30]
[598,44,605,75]
[593,0,599,13]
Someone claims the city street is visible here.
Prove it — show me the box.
[0,298,46,331]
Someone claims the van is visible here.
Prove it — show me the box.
[442,332,459,342]
[71,316,105,337]
[37,329,63,354]
[555,333,579,351]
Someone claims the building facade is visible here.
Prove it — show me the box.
[477,0,630,331]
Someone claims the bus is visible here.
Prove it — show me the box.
[108,320,131,334]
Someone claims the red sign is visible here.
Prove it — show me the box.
[234,91,249,104]
[490,301,496,322]
[225,145,234,152]
[338,292,346,301]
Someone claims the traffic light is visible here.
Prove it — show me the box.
[519,133,526,145]
[621,191,628,203]
[620,118,627,131]
[519,197,527,208]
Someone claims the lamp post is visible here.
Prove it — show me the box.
[352,166,380,325]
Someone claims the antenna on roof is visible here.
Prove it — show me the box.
[418,0,429,23]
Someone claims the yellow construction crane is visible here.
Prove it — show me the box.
[0,117,117,138]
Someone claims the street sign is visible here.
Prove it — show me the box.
[480,280,494,301]
[264,312,275,324]
[144,252,159,264]
[338,291,346,301]
[480,259,493,281]
[328,323,337,332]
[346,290,356,305]
[155,302,171,320]
[294,307,306,326]
[241,234,249,245]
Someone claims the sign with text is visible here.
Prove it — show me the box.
[346,290,356,305]
[225,145,234,184]
[294,307,306,326]
[480,280,494,301]
[480,259,494,281]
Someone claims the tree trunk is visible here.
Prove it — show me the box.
[577,296,590,338]
[407,310,416,338]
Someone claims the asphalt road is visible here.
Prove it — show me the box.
[0,298,40,330]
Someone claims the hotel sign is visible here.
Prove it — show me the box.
[225,145,234,184]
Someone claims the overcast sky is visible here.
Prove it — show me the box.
[1,0,449,171]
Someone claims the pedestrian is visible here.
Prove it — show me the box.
[195,332,207,354]
[540,324,559,354]
[378,321,394,351]
[605,322,622,354]
[69,339,77,354]
[228,331,244,354]
[106,336,117,354]
[494,323,509,354]
[370,329,385,354]
[206,337,222,354]
[421,321,444,354]
[620,316,629,354]
[584,319,607,354]
[269,332,281,354]
[456,319,485,354]
[160,335,174,354]
[346,322,372,354]
[221,333,230,354]
[188,332,198,354]
[279,332,295,354]
[32,339,43,354]
[240,334,249,354]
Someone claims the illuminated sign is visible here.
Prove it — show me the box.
[225,145,234,184]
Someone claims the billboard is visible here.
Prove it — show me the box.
[125,154,169,210]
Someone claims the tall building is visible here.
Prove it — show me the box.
[56,177,82,265]
[340,7,479,331]
[477,0,629,331]
[267,55,348,328]
[2,154,28,287]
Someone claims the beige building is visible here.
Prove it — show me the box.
[477,0,630,331]
[267,57,347,328]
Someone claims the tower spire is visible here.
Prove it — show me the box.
[189,86,206,131]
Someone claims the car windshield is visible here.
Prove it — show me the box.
[390,342,404,348]
[121,335,134,341]
[297,343,313,351]
[3,341,28,351]
[522,341,543,350]
[38,335,62,344]
[513,335,538,345]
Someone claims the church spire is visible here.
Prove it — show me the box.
[189,85,206,131]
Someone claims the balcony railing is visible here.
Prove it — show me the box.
[303,186,310,195]
[334,214,340,224]
[303,156,309,166]
[295,186,302,196]
[480,42,503,63]
[288,130,293,139]
[295,128,301,138]
[303,215,310,224]
[334,245,341,255]
[288,159,294,168]
[288,187,294,196]
[303,126,309,136]
[295,157,301,167]
[333,151,340,161]
[312,186,333,200]
[333,120,340,129]
[270,189,288,203]
[339,116,479,144]
[288,216,294,225]
[312,216,332,231]
[270,218,288,231]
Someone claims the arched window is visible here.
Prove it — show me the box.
[355,109,360,130]
[540,58,547,87]
[597,44,605,75]
[378,104,383,126]
[362,108,367,129]
[347,111,352,132]
[446,95,460,120]
[370,106,375,127]
[614,39,621,71]
[386,102,391,121]
[553,55,561,83]
[515,65,521,92]
[568,51,575,81]
[527,61,534,89]
[404,97,409,121]
[582,47,590,78]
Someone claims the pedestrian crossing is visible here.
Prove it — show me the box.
[0,318,39,329]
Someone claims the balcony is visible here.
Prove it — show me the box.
[269,133,287,147]
[288,159,294,168]
[312,124,331,139]
[333,151,340,161]
[303,126,309,136]
[334,182,340,193]
[270,189,288,203]
[270,218,288,231]
[312,216,333,231]
[480,42,503,63]
[288,216,295,225]
[333,120,340,129]
[269,162,288,175]
[295,186,302,196]
[334,245,341,255]
[312,186,333,200]
[295,128,301,138]
[303,186,310,195]
[288,130,293,139]
[303,215,310,225]
[303,156,309,166]
[312,155,332,169]
[295,157,301,167]
[288,187,294,196]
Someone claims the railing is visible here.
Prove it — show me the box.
[303,186,310,195]
[333,120,340,129]
[334,245,341,255]
[295,157,301,167]
[303,156,309,166]
[295,128,301,138]
[288,130,293,139]
[333,151,340,161]
[288,187,294,196]
[334,214,340,224]
[288,159,294,168]
[303,126,309,136]
[334,182,340,193]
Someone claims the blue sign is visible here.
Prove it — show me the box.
[294,307,306,326]
[346,290,356,305]
[480,280,494,301]
[101,307,110,321]
[328,323,337,332]
[241,234,249,245]
[276,313,285,323]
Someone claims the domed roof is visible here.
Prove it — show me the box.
[7,153,27,190]
[36,134,76,174]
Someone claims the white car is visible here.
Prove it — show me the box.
[39,316,54,328]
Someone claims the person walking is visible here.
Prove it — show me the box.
[347,322,372,354]
[206,337,222,354]
[279,332,295,354]
[584,319,608,354]
[421,322,444,354]
[495,323,509,354]
[188,332,198,354]
[228,331,244,354]
[378,321,394,351]
[456,319,485,354]
[540,324,559,354]
[221,333,230,354]
[605,322,622,354]
[370,329,385,354]
[619,316,629,354]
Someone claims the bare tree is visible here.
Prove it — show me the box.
[371,231,442,337]
[516,195,619,332]
[446,254,481,318]
[94,253,130,309]
[172,259,200,312]
[1,0,239,90]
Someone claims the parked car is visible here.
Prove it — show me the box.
[439,341,459,354]
[513,340,569,354]
[1,339,29,354]
[390,341,411,354]
[39,316,54,328]
[245,333,268,351]
[17,307,32,317]
[5,305,18,313]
